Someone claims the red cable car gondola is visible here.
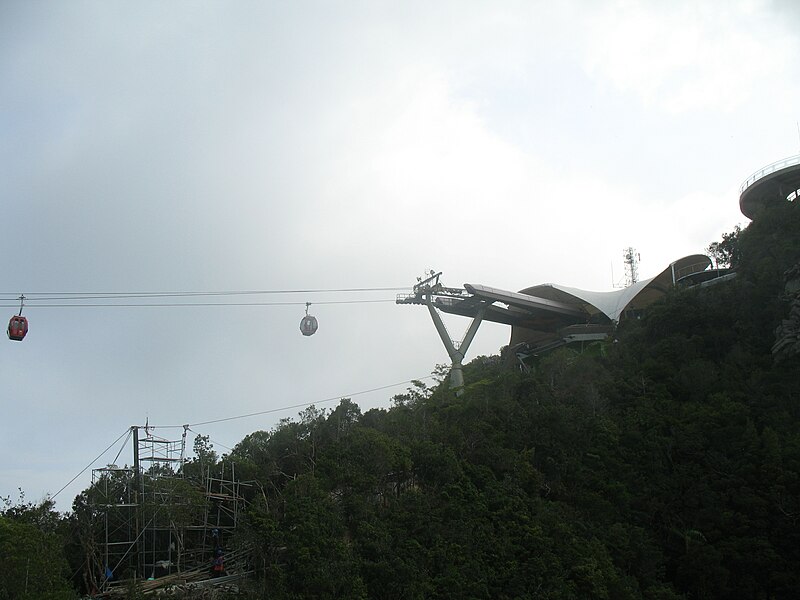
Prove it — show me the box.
[7,315,28,341]
[8,294,28,341]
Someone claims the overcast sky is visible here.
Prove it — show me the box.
[1,0,798,510]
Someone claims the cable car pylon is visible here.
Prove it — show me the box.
[397,272,486,395]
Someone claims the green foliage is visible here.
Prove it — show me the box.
[706,224,742,268]
[0,496,76,600]
[228,202,800,599]
[181,434,219,481]
[58,199,800,598]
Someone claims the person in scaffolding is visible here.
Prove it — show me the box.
[211,547,226,577]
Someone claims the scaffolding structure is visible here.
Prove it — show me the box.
[90,425,247,592]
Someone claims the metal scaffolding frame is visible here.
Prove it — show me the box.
[90,425,247,592]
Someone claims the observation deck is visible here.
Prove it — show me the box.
[739,154,800,219]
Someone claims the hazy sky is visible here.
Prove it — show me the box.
[1,0,798,510]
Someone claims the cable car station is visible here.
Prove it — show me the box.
[397,254,728,393]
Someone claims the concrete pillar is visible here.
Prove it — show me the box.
[425,295,485,395]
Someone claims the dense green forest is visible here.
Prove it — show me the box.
[3,198,800,599]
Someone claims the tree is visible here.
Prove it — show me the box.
[0,495,76,600]
[706,225,742,268]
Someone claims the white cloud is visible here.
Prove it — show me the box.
[580,0,798,114]
[0,0,795,509]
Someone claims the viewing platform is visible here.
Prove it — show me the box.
[739,154,800,219]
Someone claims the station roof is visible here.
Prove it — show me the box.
[517,254,711,323]
[400,255,718,353]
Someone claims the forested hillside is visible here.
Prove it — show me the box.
[220,199,800,599]
[3,199,799,599]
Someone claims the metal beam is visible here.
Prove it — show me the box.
[425,294,486,395]
[465,283,586,317]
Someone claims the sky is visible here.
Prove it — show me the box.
[1,0,798,511]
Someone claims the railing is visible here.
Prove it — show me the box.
[740,154,800,194]
[674,261,711,281]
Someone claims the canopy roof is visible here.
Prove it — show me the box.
[517,254,711,323]
[506,255,714,351]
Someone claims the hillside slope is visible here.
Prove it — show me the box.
[223,200,800,599]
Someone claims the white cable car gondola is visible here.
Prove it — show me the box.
[300,302,318,336]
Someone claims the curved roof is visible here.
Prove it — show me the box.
[739,155,800,219]
[518,254,711,323]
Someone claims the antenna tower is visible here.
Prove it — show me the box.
[623,247,640,287]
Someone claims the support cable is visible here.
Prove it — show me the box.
[111,429,134,466]
[188,377,434,427]
[51,428,131,500]
[142,376,435,431]
[186,428,234,453]
[52,376,435,500]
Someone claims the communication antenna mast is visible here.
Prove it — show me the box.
[623,247,640,287]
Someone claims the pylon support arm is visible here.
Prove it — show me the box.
[425,295,486,393]
[426,298,458,358]
[459,305,485,359]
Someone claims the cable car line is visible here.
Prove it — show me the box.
[0,286,410,301]
[0,298,396,308]
[187,376,435,427]
[50,375,435,501]
[124,376,435,430]
[4,285,411,338]
[186,428,234,453]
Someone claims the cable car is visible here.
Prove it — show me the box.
[300,314,318,336]
[300,303,318,336]
[7,315,28,341]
